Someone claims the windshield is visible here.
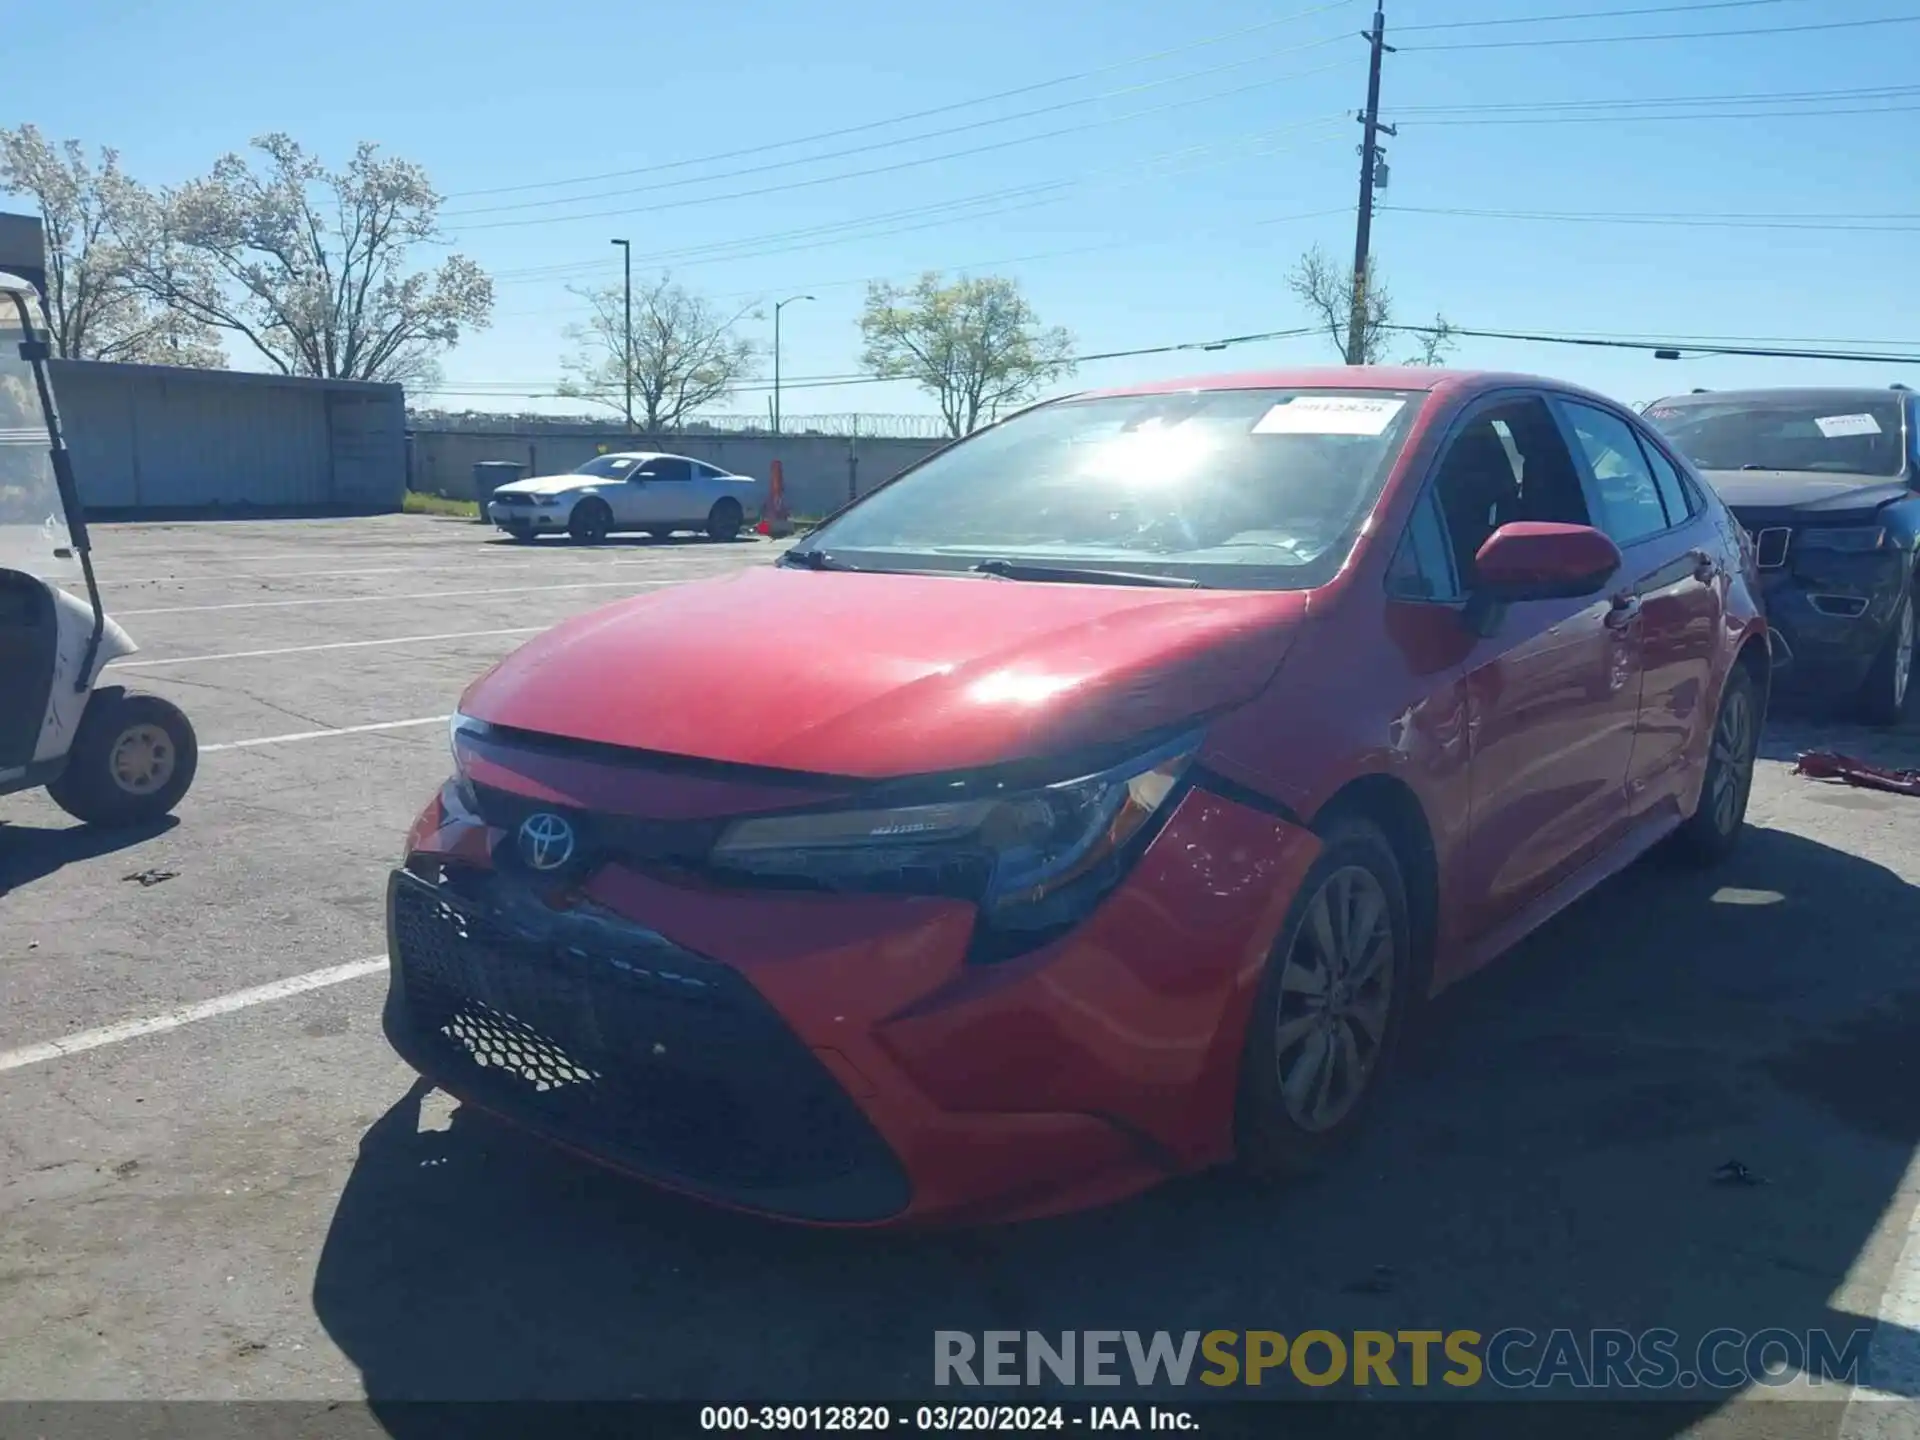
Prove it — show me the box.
[795,387,1425,590]
[1644,395,1907,478]
[0,286,78,581]
[571,454,647,479]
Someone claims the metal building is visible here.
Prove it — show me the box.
[47,358,407,513]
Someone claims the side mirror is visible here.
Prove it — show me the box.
[1472,522,1622,603]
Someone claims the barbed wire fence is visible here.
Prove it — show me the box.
[407,409,952,440]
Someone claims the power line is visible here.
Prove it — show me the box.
[1397,11,1920,50]
[1394,0,1802,30]
[1383,204,1920,232]
[1392,81,1920,113]
[443,0,1360,199]
[447,72,1350,233]
[441,50,1351,219]
[1400,102,1920,125]
[413,326,1328,400]
[1388,323,1920,365]
[485,206,1356,321]
[478,123,1348,286]
[547,128,1345,276]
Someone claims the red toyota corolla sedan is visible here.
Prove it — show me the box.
[384,368,1769,1228]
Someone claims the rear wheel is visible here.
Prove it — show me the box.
[569,499,613,545]
[1856,588,1914,727]
[1237,818,1412,1180]
[47,689,198,827]
[706,499,743,543]
[1669,664,1759,867]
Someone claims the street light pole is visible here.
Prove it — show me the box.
[772,294,814,436]
[610,238,633,431]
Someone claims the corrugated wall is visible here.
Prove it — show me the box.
[46,359,408,513]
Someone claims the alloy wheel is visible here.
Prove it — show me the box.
[1708,683,1755,836]
[1895,598,1914,713]
[1272,865,1396,1133]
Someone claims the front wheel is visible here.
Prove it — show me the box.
[706,499,743,543]
[46,689,199,827]
[569,499,613,545]
[1668,664,1760,867]
[1236,818,1412,1181]
[1856,588,1914,727]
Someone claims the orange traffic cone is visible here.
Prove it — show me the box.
[760,459,793,538]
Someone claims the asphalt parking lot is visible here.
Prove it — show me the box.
[2,514,1918,1435]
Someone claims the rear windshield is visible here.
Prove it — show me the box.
[1644,395,1907,478]
[795,387,1426,591]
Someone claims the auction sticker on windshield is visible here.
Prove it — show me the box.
[1252,395,1405,436]
[1813,413,1882,438]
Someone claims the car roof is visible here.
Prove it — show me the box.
[1068,365,1633,411]
[1648,386,1911,408]
[592,451,718,464]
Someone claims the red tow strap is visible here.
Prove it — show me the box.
[1793,750,1920,797]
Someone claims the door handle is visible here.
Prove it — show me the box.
[1689,548,1717,583]
[1605,593,1641,631]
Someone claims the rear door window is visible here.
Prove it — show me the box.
[1637,436,1694,524]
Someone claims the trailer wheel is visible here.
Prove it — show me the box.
[47,688,199,827]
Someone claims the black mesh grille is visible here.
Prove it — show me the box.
[385,869,909,1221]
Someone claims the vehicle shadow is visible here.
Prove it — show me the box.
[0,815,178,897]
[311,823,1919,1428]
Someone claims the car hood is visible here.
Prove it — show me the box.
[460,565,1311,778]
[492,473,597,497]
[1700,469,1913,515]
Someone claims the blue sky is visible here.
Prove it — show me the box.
[9,0,1919,421]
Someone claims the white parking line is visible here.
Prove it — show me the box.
[1840,1172,1920,1433]
[0,956,390,1074]
[118,628,544,668]
[201,715,450,752]
[118,578,673,616]
[103,554,711,586]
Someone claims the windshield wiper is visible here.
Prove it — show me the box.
[971,558,1201,589]
[780,548,860,572]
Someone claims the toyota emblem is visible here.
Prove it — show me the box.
[517,812,576,872]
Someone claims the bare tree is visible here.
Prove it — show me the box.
[1399,315,1458,367]
[557,274,757,430]
[125,134,491,385]
[859,273,1075,437]
[0,124,224,366]
[1286,244,1456,367]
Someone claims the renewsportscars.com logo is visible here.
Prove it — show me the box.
[934,1328,1873,1391]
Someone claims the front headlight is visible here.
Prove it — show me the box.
[1798,526,1887,553]
[448,712,491,806]
[708,735,1199,958]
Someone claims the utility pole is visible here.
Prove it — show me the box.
[1346,2,1395,367]
[610,238,633,430]
[772,294,814,436]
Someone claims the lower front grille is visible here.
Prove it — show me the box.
[384,869,910,1222]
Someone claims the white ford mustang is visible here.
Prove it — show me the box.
[484,451,766,544]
